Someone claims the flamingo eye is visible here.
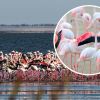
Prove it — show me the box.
[98,19,100,22]
[80,13,83,16]
[87,17,89,21]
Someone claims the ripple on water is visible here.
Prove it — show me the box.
[0,82,100,100]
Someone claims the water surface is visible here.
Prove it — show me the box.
[0,82,100,100]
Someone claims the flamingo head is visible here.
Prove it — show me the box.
[71,7,84,18]
[82,13,92,25]
[93,12,100,29]
[61,22,72,29]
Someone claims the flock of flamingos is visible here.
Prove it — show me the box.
[55,6,100,74]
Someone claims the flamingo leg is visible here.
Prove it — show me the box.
[75,53,78,71]
[74,62,78,71]
[75,53,79,71]
[73,53,78,71]
[65,52,67,65]
[82,61,85,74]
[76,53,80,72]
[89,60,91,74]
[71,53,72,69]
[96,58,100,72]
[84,61,85,68]
[74,53,76,65]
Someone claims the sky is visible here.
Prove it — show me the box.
[0,0,100,24]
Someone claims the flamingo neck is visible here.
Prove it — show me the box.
[55,30,62,48]
[75,16,79,38]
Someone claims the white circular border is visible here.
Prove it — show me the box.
[53,5,100,76]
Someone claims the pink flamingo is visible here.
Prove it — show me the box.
[70,7,90,70]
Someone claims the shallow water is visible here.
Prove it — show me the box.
[0,82,100,100]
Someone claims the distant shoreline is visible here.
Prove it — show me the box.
[0,31,54,33]
[0,25,56,33]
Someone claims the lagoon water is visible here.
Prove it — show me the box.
[0,82,100,100]
[0,33,54,53]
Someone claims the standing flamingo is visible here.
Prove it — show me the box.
[58,29,75,55]
[70,7,88,70]
[71,7,97,72]
[55,21,75,67]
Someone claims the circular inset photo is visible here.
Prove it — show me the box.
[54,5,100,75]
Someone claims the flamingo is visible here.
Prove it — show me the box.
[75,12,92,71]
[57,29,75,59]
[70,7,89,70]
[55,22,75,66]
[72,14,92,71]
[71,8,95,71]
